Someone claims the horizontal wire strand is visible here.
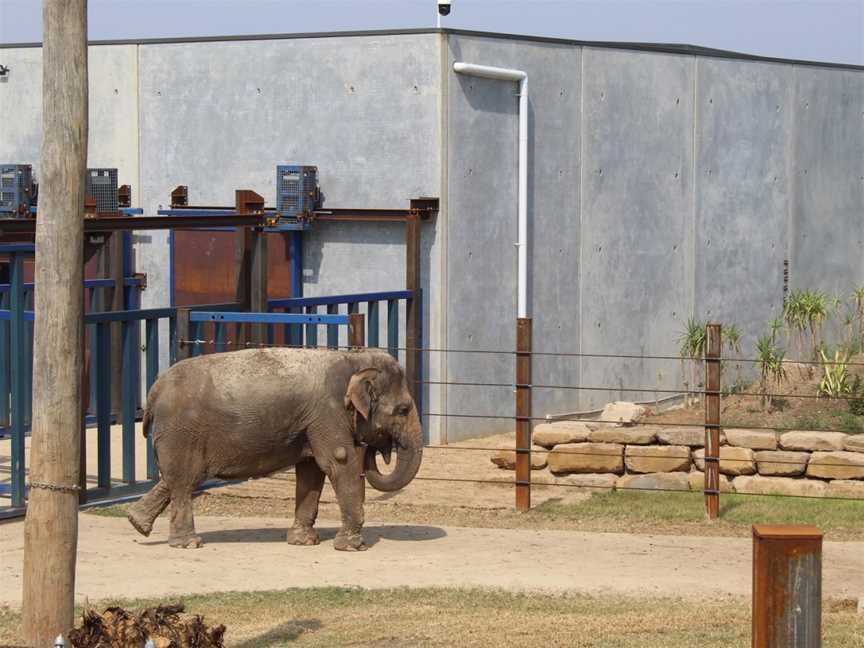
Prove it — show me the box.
[269,473,864,503]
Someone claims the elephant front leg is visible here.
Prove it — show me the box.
[329,447,367,552]
[287,459,325,546]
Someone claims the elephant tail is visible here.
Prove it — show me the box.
[141,381,160,439]
[142,407,153,439]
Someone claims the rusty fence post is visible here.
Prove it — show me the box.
[752,524,823,648]
[175,307,191,362]
[704,322,721,519]
[515,318,532,511]
[349,312,365,349]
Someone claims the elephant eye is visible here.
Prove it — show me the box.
[394,403,412,417]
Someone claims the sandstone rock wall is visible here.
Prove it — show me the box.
[491,403,864,499]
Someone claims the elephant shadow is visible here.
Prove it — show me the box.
[232,619,322,647]
[142,524,447,547]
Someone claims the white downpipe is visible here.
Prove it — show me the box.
[453,62,530,319]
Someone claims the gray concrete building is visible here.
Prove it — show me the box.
[1,28,862,442]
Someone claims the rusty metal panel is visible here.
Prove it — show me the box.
[752,524,823,648]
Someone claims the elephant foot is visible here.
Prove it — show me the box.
[126,507,153,537]
[168,534,203,549]
[287,526,320,546]
[334,530,367,552]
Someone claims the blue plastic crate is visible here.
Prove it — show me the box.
[0,165,33,216]
[277,165,320,219]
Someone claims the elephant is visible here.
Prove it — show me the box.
[125,347,423,551]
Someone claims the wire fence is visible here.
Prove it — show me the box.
[174,325,864,516]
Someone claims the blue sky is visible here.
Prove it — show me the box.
[0,0,862,65]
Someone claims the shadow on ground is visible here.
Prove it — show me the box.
[139,524,447,547]
[232,619,322,647]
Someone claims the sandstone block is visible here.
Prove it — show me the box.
[732,475,827,498]
[617,472,690,492]
[547,443,624,475]
[780,431,848,452]
[656,426,725,447]
[687,471,735,493]
[826,479,864,499]
[844,435,864,453]
[624,445,691,473]
[533,422,591,448]
[725,428,778,450]
[491,444,547,471]
[806,451,864,480]
[693,446,756,476]
[754,450,810,477]
[600,401,646,426]
[589,426,656,445]
[550,473,618,490]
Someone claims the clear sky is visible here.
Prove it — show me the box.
[0,0,862,65]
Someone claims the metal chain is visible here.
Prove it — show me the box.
[28,481,81,493]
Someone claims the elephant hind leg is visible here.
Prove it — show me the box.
[127,479,170,537]
[287,459,325,546]
[168,486,203,549]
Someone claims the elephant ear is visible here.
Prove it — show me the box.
[344,368,381,420]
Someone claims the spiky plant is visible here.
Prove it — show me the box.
[678,318,707,407]
[818,348,852,399]
[723,323,743,392]
[784,290,808,364]
[755,328,786,411]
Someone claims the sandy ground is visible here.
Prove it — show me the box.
[1,513,863,607]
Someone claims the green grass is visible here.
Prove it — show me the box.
[2,587,861,647]
[534,490,864,537]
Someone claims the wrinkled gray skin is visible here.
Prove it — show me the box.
[126,348,423,551]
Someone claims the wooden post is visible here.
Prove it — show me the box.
[752,525,823,647]
[175,308,191,362]
[349,312,365,349]
[22,1,88,644]
[107,232,124,415]
[704,323,721,519]
[235,190,267,346]
[515,318,532,511]
[405,205,422,415]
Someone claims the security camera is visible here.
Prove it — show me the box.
[437,0,451,16]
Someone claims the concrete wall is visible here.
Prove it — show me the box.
[693,59,793,378]
[0,43,139,188]
[444,34,581,440]
[791,67,864,297]
[442,37,863,440]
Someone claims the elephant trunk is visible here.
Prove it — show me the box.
[364,411,423,492]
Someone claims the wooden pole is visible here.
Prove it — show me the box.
[704,323,721,519]
[515,317,532,511]
[22,1,88,645]
[405,204,422,415]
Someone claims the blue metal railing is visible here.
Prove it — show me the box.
[0,265,414,517]
[267,290,411,356]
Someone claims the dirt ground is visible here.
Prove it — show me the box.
[2,512,863,608]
